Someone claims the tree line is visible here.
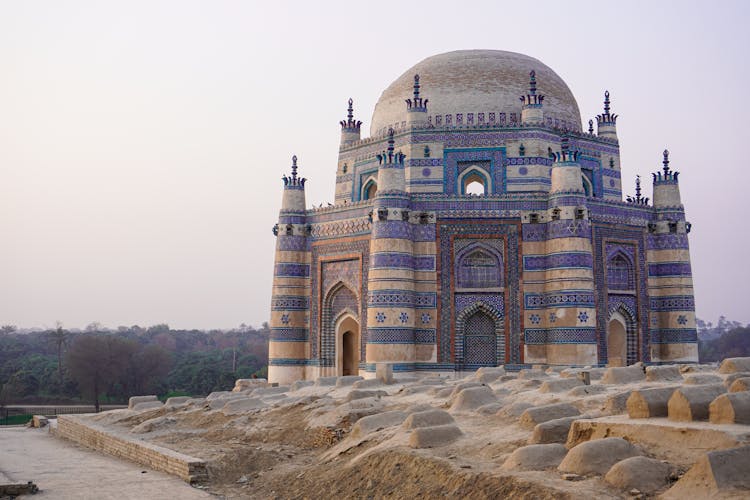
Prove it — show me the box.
[0,323,269,410]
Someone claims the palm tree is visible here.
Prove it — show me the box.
[48,322,68,383]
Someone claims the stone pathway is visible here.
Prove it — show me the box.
[0,427,216,499]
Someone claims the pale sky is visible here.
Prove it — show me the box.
[2,0,749,330]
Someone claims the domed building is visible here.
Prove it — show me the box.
[268,50,697,384]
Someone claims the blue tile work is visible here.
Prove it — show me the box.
[523,252,594,271]
[592,224,650,363]
[368,290,437,308]
[274,263,310,278]
[367,327,414,344]
[438,222,520,363]
[646,233,690,250]
[548,220,592,239]
[649,295,695,311]
[454,300,505,367]
[271,296,310,310]
[412,224,436,242]
[651,328,698,343]
[455,293,504,316]
[414,329,436,344]
[648,262,692,277]
[371,220,412,239]
[370,252,436,271]
[310,240,370,363]
[608,295,637,318]
[277,235,309,251]
[444,148,506,195]
[525,328,597,344]
[504,156,553,167]
[525,290,595,309]
[269,327,307,342]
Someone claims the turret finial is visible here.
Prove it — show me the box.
[340,98,362,132]
[283,154,306,187]
[378,128,405,165]
[529,70,537,95]
[553,135,580,163]
[596,90,618,127]
[626,174,649,205]
[413,74,420,100]
[604,90,611,115]
[663,149,670,175]
[588,119,594,134]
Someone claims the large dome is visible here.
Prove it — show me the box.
[371,50,581,135]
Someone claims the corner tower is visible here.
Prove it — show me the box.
[647,150,697,362]
[268,156,311,385]
[365,130,417,371]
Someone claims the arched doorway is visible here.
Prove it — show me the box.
[607,312,627,367]
[463,309,498,367]
[336,315,360,376]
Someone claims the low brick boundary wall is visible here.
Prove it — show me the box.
[55,415,208,483]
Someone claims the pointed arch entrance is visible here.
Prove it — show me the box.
[455,302,505,368]
[605,306,638,366]
[336,314,360,376]
[322,282,360,372]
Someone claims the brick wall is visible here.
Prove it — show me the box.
[55,415,208,484]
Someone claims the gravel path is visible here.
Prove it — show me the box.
[0,426,216,499]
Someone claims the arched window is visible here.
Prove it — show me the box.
[362,180,378,200]
[464,177,485,195]
[582,174,593,197]
[460,167,490,196]
[458,249,502,289]
[607,253,634,290]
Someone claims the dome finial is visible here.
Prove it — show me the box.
[405,74,428,113]
[520,69,544,109]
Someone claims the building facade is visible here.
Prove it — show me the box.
[268,50,697,384]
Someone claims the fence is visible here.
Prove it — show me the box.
[0,405,127,425]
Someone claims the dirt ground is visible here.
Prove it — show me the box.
[70,364,750,499]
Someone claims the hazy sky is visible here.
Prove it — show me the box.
[2,1,749,330]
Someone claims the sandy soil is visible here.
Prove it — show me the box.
[71,363,750,499]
